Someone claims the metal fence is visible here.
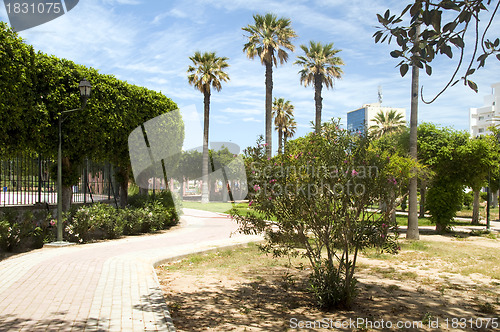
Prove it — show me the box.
[0,153,118,207]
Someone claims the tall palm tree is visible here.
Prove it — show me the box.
[369,110,406,137]
[243,13,297,158]
[272,97,294,154]
[187,51,229,204]
[282,116,297,150]
[294,41,344,133]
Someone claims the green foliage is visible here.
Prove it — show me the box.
[309,261,357,309]
[232,119,406,308]
[426,180,464,232]
[0,210,55,252]
[374,1,499,98]
[462,191,474,209]
[0,23,183,200]
[64,191,179,243]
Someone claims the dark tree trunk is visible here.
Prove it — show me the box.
[278,127,283,154]
[472,189,481,225]
[61,157,72,212]
[118,166,129,208]
[201,90,210,204]
[314,74,323,133]
[407,22,421,240]
[265,60,273,158]
[62,185,72,212]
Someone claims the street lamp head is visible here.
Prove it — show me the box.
[79,78,92,106]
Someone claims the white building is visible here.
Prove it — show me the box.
[347,103,406,133]
[469,82,500,137]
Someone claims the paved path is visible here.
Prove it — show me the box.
[0,209,263,331]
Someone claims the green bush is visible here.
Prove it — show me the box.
[309,261,357,309]
[0,211,55,252]
[65,203,122,242]
[462,191,474,209]
[64,200,179,243]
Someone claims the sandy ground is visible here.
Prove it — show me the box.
[157,234,500,331]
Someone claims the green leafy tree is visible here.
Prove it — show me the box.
[374,0,500,239]
[187,51,230,204]
[374,0,500,99]
[369,110,406,138]
[294,41,344,133]
[232,120,406,309]
[272,98,295,154]
[243,13,297,158]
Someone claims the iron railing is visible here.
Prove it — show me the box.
[0,153,118,207]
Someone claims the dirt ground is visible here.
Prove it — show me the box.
[156,234,500,331]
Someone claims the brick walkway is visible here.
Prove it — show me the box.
[0,209,262,331]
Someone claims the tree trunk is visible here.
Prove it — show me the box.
[62,185,72,212]
[278,127,283,155]
[314,74,323,133]
[492,190,498,209]
[61,156,72,212]
[407,22,421,240]
[435,222,447,234]
[472,189,481,225]
[265,60,273,158]
[117,167,129,208]
[201,90,211,204]
[419,180,427,218]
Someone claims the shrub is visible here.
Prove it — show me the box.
[65,203,122,243]
[232,120,406,309]
[0,210,55,252]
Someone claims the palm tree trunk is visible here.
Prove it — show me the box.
[407,22,420,240]
[278,128,283,154]
[472,189,480,225]
[265,60,273,158]
[201,91,211,204]
[314,74,323,133]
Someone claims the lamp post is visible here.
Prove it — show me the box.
[55,78,92,243]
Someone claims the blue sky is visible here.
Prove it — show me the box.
[1,0,499,153]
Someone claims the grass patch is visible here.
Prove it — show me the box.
[182,201,249,214]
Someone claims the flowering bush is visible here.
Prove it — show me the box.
[0,211,55,252]
[232,119,410,308]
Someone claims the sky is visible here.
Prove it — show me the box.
[1,0,499,153]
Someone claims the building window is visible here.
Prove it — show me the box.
[479,116,484,120]
[479,128,485,133]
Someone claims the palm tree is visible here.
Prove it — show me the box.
[243,13,297,158]
[187,51,230,204]
[294,41,344,133]
[272,97,295,154]
[369,110,406,137]
[282,116,297,150]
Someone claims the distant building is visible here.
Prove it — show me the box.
[347,103,406,133]
[469,82,500,137]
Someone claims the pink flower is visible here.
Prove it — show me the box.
[351,170,358,176]
[343,160,348,164]
[269,179,277,184]
[254,185,261,191]
[249,200,253,206]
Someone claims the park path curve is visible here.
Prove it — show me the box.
[0,208,262,331]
